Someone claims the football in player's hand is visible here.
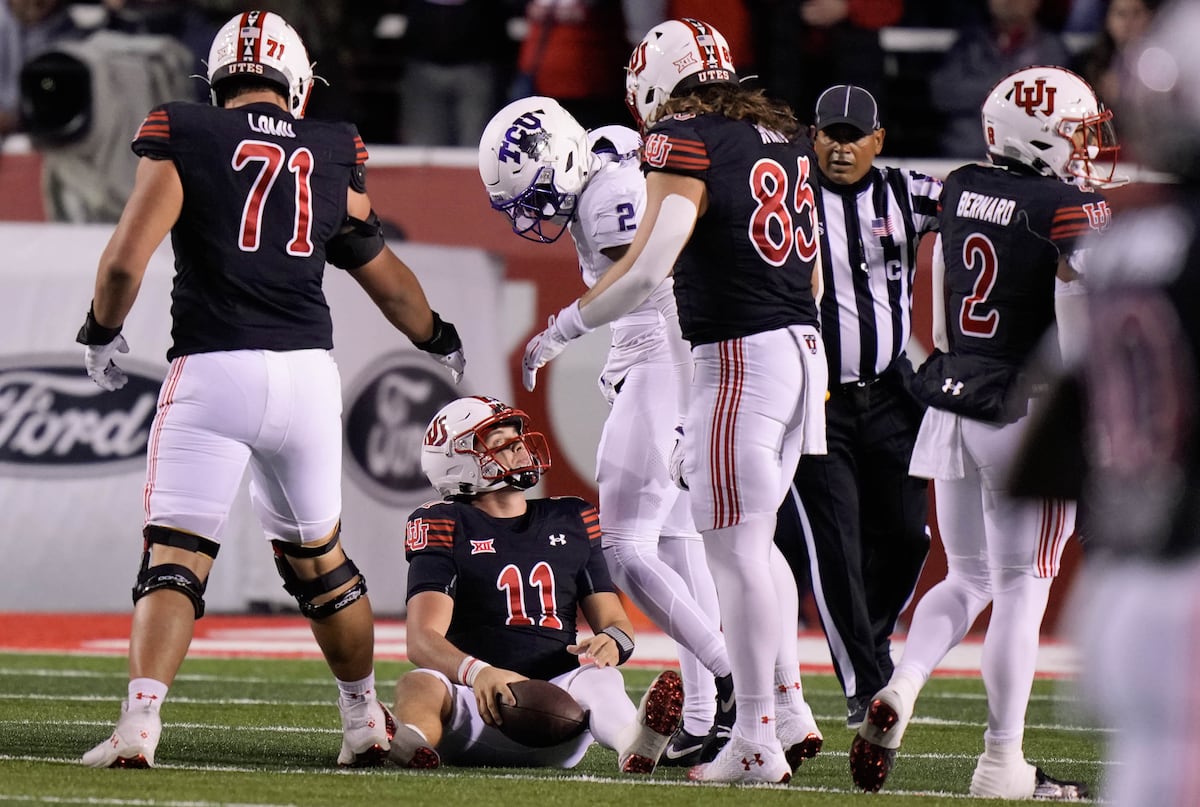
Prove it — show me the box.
[495,679,589,748]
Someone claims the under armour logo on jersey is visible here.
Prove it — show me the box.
[942,378,964,396]
[1012,79,1056,117]
[804,334,818,354]
[1083,200,1112,231]
[548,534,566,546]
[470,539,496,554]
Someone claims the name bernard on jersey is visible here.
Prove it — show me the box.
[0,355,161,477]
[343,352,457,505]
[956,191,1016,225]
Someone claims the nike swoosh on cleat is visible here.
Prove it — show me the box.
[718,696,735,713]
[663,742,704,760]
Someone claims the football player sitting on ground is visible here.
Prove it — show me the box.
[388,395,684,771]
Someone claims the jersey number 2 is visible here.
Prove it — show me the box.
[233,139,315,256]
[959,232,1000,337]
[497,562,563,630]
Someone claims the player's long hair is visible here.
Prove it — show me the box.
[657,84,800,139]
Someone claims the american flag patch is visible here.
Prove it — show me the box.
[871,217,895,237]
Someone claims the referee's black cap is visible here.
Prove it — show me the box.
[814,85,880,136]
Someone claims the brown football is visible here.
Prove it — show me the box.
[495,679,590,748]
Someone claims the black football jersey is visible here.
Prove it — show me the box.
[404,496,615,680]
[641,113,820,345]
[131,101,369,359]
[938,163,1111,367]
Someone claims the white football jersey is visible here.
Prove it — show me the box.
[570,126,682,390]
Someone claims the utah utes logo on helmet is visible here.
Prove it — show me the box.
[1013,79,1056,117]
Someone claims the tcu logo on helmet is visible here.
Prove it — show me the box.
[643,133,673,168]
[497,115,549,165]
[1013,79,1056,117]
[1083,200,1112,231]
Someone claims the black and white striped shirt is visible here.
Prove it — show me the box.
[815,166,942,384]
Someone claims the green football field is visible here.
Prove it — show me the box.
[0,652,1105,806]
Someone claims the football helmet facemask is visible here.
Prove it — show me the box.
[625,18,738,131]
[982,65,1122,187]
[207,10,314,116]
[478,96,590,244]
[421,396,551,499]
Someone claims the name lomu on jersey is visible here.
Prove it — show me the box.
[956,191,1016,225]
[247,113,296,138]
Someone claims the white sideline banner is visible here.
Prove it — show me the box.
[0,223,509,613]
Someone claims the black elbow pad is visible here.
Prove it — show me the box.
[326,209,386,269]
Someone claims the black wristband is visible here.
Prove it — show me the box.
[76,304,122,346]
[412,311,462,357]
[601,625,635,666]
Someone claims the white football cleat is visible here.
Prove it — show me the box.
[81,699,161,768]
[618,669,684,774]
[848,684,915,792]
[970,751,1091,801]
[775,705,823,771]
[386,723,440,769]
[337,697,395,767]
[688,734,791,784]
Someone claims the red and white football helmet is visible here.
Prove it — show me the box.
[981,65,1122,187]
[625,18,738,131]
[207,10,314,116]
[478,96,591,244]
[420,396,551,499]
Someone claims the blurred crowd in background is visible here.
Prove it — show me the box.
[0,0,1164,215]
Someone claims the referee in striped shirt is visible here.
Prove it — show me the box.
[774,85,942,729]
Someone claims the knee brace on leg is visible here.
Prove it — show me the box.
[272,527,367,620]
[132,526,220,619]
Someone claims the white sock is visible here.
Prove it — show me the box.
[703,515,782,747]
[128,678,167,712]
[337,672,377,703]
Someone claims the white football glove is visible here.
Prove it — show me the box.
[521,300,590,392]
[669,426,688,491]
[433,348,465,384]
[84,335,130,392]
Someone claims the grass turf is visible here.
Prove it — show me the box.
[0,652,1104,806]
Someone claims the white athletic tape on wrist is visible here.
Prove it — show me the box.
[456,655,492,687]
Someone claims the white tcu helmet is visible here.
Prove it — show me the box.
[625,18,738,131]
[981,65,1121,187]
[1120,0,1200,179]
[478,96,590,244]
[421,396,551,499]
[207,10,314,116]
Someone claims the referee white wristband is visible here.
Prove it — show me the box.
[456,655,491,687]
